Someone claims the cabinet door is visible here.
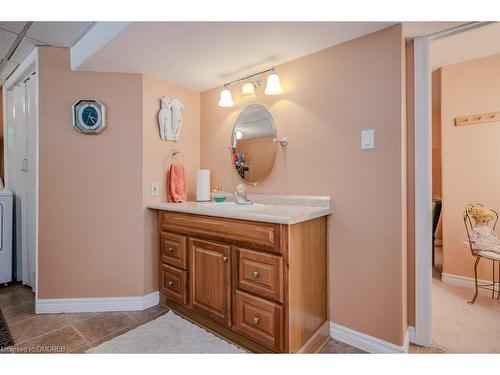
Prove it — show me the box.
[190,238,231,325]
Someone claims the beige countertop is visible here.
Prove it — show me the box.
[147,199,332,225]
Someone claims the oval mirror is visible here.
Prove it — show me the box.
[230,104,277,185]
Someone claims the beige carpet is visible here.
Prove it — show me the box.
[87,311,247,353]
[433,277,500,353]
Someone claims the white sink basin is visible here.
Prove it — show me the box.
[200,202,263,209]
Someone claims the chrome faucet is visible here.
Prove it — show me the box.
[234,184,253,205]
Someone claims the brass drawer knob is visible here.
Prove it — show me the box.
[251,271,260,279]
[252,315,260,325]
[168,281,175,288]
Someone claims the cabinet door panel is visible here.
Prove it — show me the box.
[190,238,231,325]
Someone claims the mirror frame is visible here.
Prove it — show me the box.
[229,104,278,186]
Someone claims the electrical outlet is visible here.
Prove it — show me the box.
[150,182,160,197]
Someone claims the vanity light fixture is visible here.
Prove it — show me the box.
[218,67,283,107]
[218,86,234,107]
[264,70,283,95]
[241,82,257,99]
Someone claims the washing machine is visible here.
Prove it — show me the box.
[0,189,13,284]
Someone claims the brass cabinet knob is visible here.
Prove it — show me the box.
[168,281,175,288]
[251,271,260,279]
[167,247,175,252]
[222,255,228,263]
[252,315,260,325]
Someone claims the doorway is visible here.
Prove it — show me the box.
[413,22,500,352]
[2,50,38,293]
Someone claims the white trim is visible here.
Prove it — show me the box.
[408,326,416,344]
[2,48,39,302]
[442,273,494,295]
[70,22,133,70]
[35,291,159,314]
[330,323,409,353]
[413,36,433,347]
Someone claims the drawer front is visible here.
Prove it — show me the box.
[233,290,283,351]
[160,211,282,253]
[160,264,188,305]
[160,232,187,269]
[237,248,283,303]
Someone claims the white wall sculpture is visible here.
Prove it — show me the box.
[157,96,184,141]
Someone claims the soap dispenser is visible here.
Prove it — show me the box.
[213,183,226,203]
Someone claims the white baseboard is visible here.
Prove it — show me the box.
[36,291,159,314]
[408,326,416,344]
[441,272,495,295]
[330,323,409,353]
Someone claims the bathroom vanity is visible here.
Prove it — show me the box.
[149,197,331,353]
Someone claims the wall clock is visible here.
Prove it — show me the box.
[72,99,106,134]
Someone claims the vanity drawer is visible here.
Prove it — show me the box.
[237,248,283,303]
[233,290,283,351]
[160,231,187,269]
[160,264,188,305]
[160,211,282,253]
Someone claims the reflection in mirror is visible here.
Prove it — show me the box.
[230,104,277,185]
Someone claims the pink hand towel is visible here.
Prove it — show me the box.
[168,163,187,203]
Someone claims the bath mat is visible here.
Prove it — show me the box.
[86,310,247,353]
[0,308,14,349]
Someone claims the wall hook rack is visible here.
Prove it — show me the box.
[455,111,500,127]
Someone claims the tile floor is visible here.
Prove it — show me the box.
[0,283,168,353]
[0,283,443,354]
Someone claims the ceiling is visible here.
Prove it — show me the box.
[73,22,468,92]
[2,21,484,90]
[431,22,500,70]
[0,22,94,85]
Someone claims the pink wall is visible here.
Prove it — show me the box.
[432,69,442,199]
[142,75,200,294]
[406,40,416,327]
[38,47,145,298]
[441,54,500,281]
[200,25,408,345]
[37,48,201,298]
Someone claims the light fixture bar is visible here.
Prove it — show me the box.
[223,67,276,88]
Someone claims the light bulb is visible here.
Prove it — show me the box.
[218,88,234,107]
[241,82,256,99]
[264,71,283,95]
[235,130,243,140]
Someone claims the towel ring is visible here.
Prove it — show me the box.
[169,149,184,164]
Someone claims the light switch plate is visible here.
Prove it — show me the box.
[361,129,375,150]
[150,182,160,196]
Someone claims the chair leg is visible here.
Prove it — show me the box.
[468,256,481,304]
[492,260,495,299]
[497,260,500,300]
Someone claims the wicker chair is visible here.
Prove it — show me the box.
[463,203,500,304]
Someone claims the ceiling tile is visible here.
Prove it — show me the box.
[10,37,45,64]
[27,22,93,47]
[0,22,27,34]
[0,29,17,58]
[0,60,18,84]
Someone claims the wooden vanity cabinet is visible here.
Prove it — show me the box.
[157,210,329,353]
[189,238,231,326]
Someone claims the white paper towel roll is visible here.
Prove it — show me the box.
[196,169,211,201]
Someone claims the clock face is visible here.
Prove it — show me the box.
[72,100,106,134]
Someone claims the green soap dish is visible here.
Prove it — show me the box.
[214,196,226,203]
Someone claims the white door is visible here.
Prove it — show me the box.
[24,76,37,288]
[6,75,37,289]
